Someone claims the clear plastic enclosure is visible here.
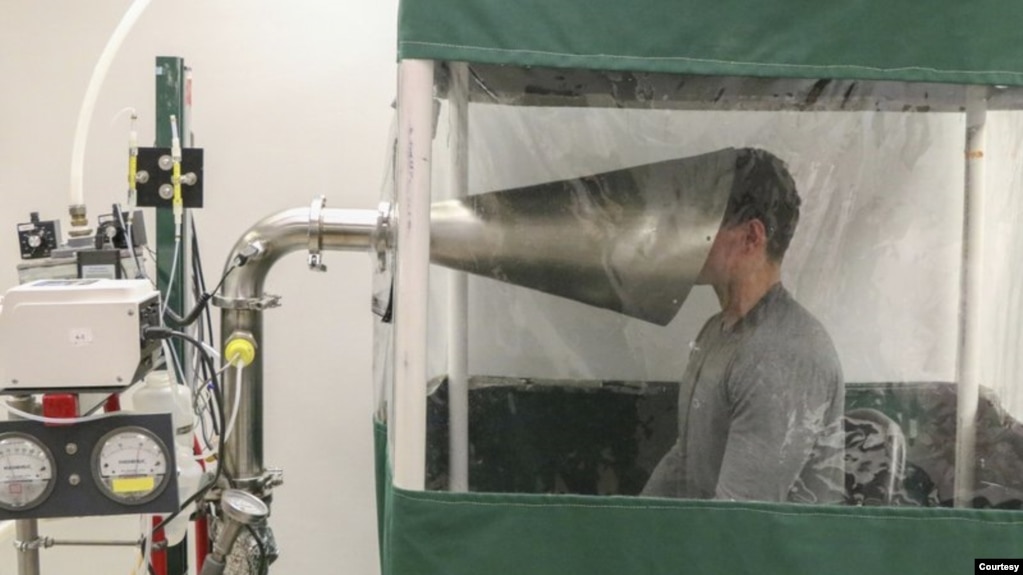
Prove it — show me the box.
[377,65,1023,508]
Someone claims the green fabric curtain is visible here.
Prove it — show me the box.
[398,0,1023,86]
[376,422,1023,575]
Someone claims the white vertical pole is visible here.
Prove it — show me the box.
[447,62,471,492]
[955,85,988,508]
[393,59,435,491]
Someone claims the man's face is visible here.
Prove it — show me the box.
[696,220,759,285]
[695,224,744,286]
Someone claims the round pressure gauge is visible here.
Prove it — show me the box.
[221,489,269,524]
[0,432,57,511]
[91,427,171,505]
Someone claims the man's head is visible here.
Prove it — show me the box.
[698,149,801,284]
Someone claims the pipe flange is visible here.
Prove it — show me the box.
[212,293,282,311]
[373,201,393,272]
[308,195,327,272]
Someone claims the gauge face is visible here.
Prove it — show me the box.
[0,433,56,511]
[222,490,269,522]
[92,427,171,505]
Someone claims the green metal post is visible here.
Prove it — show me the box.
[155,56,186,319]
[154,55,190,575]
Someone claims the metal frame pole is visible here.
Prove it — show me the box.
[393,59,435,491]
[954,85,988,507]
[10,396,40,575]
[447,62,470,492]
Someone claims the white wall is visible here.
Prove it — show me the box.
[0,1,395,573]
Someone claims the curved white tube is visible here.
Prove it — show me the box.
[161,238,182,316]
[2,402,117,425]
[70,0,153,207]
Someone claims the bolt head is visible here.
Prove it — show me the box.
[69,474,81,486]
[65,443,78,456]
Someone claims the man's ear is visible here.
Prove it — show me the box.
[743,219,769,253]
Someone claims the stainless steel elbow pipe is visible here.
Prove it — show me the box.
[214,198,382,486]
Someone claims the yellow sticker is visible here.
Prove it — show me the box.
[112,476,155,494]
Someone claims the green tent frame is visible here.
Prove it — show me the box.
[383,3,1023,574]
[399,0,1023,86]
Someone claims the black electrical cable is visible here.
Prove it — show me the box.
[245,524,270,575]
[191,220,219,360]
[165,339,187,389]
[115,203,147,282]
[142,327,229,540]
[164,223,247,329]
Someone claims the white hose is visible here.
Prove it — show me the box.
[70,0,153,207]
[3,401,117,425]
[161,237,182,317]
[223,362,244,442]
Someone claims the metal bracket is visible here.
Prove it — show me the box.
[14,537,45,552]
[308,195,327,272]
[259,468,285,492]
[373,201,393,273]
[224,468,285,498]
[212,293,282,311]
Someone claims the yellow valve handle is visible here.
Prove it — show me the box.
[224,337,256,368]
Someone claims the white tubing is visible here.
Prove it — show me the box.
[161,237,182,317]
[223,362,244,442]
[0,520,13,545]
[70,0,153,207]
[954,85,988,507]
[393,59,435,490]
[3,401,117,425]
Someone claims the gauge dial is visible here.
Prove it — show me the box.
[92,427,171,505]
[221,489,269,523]
[0,433,56,511]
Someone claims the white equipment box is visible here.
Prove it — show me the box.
[0,279,161,392]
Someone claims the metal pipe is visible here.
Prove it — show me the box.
[393,59,435,491]
[955,85,988,507]
[216,207,378,483]
[9,395,40,575]
[44,538,140,547]
[447,62,470,493]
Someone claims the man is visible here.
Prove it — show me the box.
[643,148,845,503]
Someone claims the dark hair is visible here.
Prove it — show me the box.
[723,148,801,261]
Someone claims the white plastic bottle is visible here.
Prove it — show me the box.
[133,370,203,546]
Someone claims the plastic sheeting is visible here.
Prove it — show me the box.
[372,68,1023,509]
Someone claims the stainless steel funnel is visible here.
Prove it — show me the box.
[430,148,738,325]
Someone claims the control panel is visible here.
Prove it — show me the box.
[16,213,61,260]
[0,279,162,392]
[0,413,178,520]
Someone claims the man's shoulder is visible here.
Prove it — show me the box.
[747,287,842,371]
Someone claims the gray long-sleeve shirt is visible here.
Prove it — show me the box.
[643,283,845,503]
